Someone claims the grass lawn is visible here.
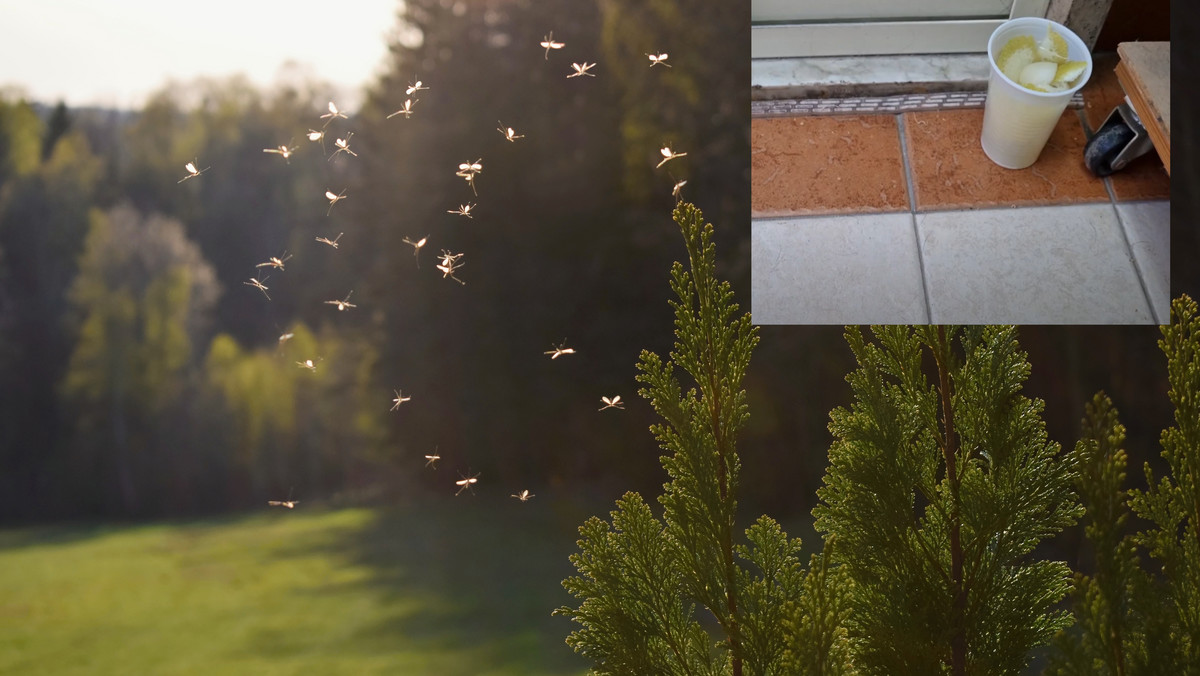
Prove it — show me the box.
[0,496,595,675]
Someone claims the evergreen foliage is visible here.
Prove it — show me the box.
[556,203,850,675]
[1126,296,1200,670]
[1049,296,1200,674]
[780,537,855,675]
[1046,392,1157,675]
[814,326,1083,675]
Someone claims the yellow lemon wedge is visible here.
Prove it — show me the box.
[1052,60,1087,88]
[1037,25,1070,64]
[997,35,1038,83]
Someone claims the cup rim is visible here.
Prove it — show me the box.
[987,17,1093,98]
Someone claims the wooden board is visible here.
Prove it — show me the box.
[1115,41,1170,174]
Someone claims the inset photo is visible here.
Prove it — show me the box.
[751,1,1169,324]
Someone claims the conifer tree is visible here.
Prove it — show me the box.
[1049,296,1200,674]
[1046,392,1150,675]
[556,203,852,675]
[1125,296,1200,670]
[814,326,1083,675]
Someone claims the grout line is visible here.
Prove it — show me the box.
[1109,199,1161,324]
[753,199,1118,220]
[750,209,910,222]
[1097,150,1159,322]
[895,114,933,323]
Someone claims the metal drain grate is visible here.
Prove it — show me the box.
[752,91,1084,117]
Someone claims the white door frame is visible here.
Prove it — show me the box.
[752,0,1052,59]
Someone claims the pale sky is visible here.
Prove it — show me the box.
[0,1,403,110]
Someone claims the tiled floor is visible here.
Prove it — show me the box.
[751,53,1170,325]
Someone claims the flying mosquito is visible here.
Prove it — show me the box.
[424,449,440,468]
[544,341,576,359]
[437,250,463,267]
[567,62,596,78]
[497,122,524,142]
[540,31,564,59]
[455,471,480,496]
[306,129,327,154]
[330,133,357,160]
[177,160,209,183]
[278,331,295,344]
[511,489,534,502]
[400,236,429,268]
[263,143,297,162]
[447,203,475,218]
[269,487,299,508]
[599,395,625,411]
[671,177,687,202]
[244,274,271,300]
[320,100,348,128]
[656,145,687,169]
[296,357,321,372]
[405,80,428,96]
[391,389,411,411]
[458,173,478,196]
[387,98,418,119]
[436,251,466,285]
[325,189,347,215]
[315,232,343,249]
[647,52,671,67]
[455,159,482,195]
[255,252,292,270]
[325,291,357,311]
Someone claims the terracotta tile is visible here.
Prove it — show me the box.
[1108,155,1170,200]
[1080,51,1170,200]
[751,116,908,217]
[904,109,1109,211]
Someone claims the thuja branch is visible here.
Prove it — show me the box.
[558,203,824,676]
[680,205,743,674]
[932,326,966,676]
[817,325,1079,675]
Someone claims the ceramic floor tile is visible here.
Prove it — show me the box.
[752,214,928,324]
[918,205,1153,324]
[1115,201,1170,323]
[751,116,908,217]
[904,109,1109,211]
[1078,52,1170,200]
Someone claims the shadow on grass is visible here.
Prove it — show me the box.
[267,489,605,675]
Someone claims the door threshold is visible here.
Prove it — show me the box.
[752,54,992,100]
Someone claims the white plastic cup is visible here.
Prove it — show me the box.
[980,17,1093,169]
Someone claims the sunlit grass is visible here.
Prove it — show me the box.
[0,499,589,675]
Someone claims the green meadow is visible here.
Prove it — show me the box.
[0,498,592,675]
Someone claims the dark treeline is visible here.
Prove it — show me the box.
[0,0,1178,536]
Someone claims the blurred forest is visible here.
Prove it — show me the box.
[0,0,1181,546]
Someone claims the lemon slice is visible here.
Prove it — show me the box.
[997,35,1038,83]
[1018,61,1058,90]
[1052,60,1087,88]
[1037,26,1070,64]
